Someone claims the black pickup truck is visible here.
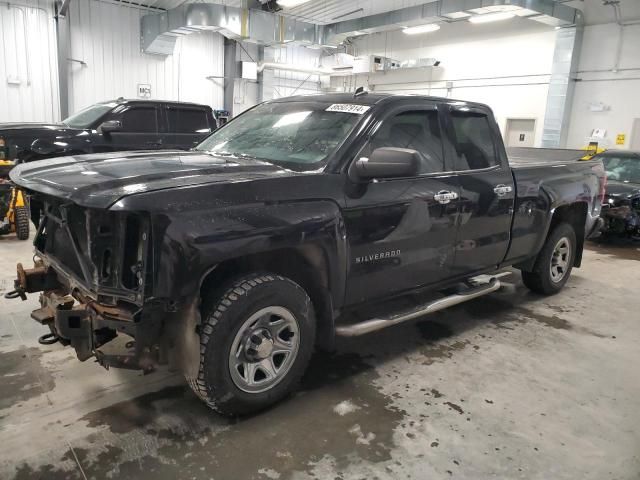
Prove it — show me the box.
[0,99,216,163]
[8,94,605,415]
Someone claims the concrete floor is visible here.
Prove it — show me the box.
[0,233,639,480]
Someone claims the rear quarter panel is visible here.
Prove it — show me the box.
[504,159,604,265]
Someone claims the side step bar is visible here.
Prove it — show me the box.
[335,277,503,337]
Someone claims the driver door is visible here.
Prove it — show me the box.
[343,103,460,306]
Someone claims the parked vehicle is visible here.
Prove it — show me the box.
[0,99,216,163]
[593,150,640,239]
[7,94,605,415]
[0,160,29,240]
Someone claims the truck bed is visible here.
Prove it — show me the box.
[507,147,590,168]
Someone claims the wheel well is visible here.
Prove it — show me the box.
[549,202,588,267]
[515,202,588,272]
[199,247,335,350]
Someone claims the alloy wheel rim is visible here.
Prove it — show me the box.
[228,306,300,394]
[550,237,571,283]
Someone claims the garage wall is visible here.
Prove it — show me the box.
[263,46,323,99]
[0,0,60,123]
[66,0,225,116]
[344,21,557,147]
[566,23,640,150]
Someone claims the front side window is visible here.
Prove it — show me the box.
[167,107,210,134]
[450,110,498,170]
[196,102,364,170]
[120,107,158,133]
[367,109,445,174]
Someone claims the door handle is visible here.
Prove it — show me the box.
[493,184,513,196]
[434,190,459,205]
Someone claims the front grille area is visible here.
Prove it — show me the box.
[34,195,150,306]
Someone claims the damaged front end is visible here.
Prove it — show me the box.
[600,194,640,239]
[8,196,168,372]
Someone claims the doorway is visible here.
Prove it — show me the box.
[505,118,536,148]
[631,119,640,150]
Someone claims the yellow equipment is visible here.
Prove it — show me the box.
[0,159,30,240]
[580,141,606,161]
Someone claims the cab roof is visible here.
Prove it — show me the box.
[267,92,489,110]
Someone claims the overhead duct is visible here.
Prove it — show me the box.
[141,0,582,56]
[141,3,321,55]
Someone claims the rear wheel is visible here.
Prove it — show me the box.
[521,222,576,295]
[15,205,30,240]
[187,273,316,416]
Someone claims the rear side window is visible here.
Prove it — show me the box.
[368,109,445,174]
[120,107,158,133]
[450,110,498,170]
[167,107,210,134]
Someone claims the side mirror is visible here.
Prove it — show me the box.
[350,147,420,181]
[99,120,122,134]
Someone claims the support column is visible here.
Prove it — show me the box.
[541,16,584,148]
[54,2,71,119]
[223,38,238,115]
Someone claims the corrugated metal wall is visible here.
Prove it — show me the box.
[66,0,225,115]
[0,0,60,123]
[263,45,323,99]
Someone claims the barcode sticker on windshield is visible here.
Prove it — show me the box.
[326,104,371,114]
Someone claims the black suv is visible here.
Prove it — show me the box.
[0,99,217,163]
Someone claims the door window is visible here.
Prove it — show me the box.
[367,109,445,174]
[450,110,498,170]
[167,107,210,134]
[120,107,158,133]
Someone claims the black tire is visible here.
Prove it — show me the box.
[15,205,30,240]
[521,222,576,295]
[187,273,316,416]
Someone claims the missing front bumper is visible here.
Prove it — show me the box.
[30,290,153,369]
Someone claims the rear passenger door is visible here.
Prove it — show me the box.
[343,104,461,305]
[446,106,515,276]
[102,104,163,151]
[164,105,213,150]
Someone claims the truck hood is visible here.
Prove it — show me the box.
[10,150,298,209]
[605,180,640,197]
[603,180,640,208]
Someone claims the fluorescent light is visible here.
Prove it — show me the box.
[277,0,312,7]
[402,24,441,35]
[469,12,515,24]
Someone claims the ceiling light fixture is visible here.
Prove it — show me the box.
[402,24,441,35]
[468,12,515,23]
[276,0,313,8]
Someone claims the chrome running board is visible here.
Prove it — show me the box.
[335,277,503,337]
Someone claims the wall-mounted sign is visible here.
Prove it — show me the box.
[616,133,626,145]
[137,84,151,98]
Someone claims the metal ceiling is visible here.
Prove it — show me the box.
[111,0,640,25]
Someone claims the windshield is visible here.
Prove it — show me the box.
[63,103,116,129]
[601,156,640,184]
[195,101,366,170]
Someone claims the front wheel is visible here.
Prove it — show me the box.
[187,273,316,416]
[521,222,576,295]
